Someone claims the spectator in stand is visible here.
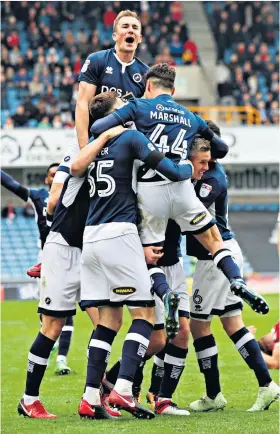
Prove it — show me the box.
[42,85,57,108]
[34,55,46,76]
[7,30,20,48]
[216,23,230,61]
[11,105,28,127]
[28,74,43,97]
[183,38,198,64]
[9,46,20,66]
[169,34,184,60]
[170,1,184,21]
[103,5,117,29]
[37,116,51,128]
[35,100,47,123]
[230,22,245,45]
[4,117,15,129]
[138,42,153,66]
[6,67,15,84]
[155,46,176,66]
[25,49,35,70]
[257,101,269,124]
[23,96,39,120]
[52,114,63,129]
[2,201,17,222]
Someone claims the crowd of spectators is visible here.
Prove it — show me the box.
[1,1,198,128]
[205,1,279,124]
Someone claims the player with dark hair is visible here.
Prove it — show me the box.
[1,165,74,376]
[186,124,279,412]
[17,129,122,419]
[90,64,269,316]
[71,94,197,420]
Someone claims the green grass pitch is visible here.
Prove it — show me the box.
[1,294,279,433]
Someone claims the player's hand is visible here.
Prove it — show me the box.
[144,246,164,265]
[103,125,127,140]
[247,325,257,336]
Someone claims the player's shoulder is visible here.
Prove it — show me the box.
[87,48,113,61]
[133,56,149,72]
[203,163,227,188]
[30,187,48,200]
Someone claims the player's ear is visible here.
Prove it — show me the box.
[139,33,143,44]
[44,176,48,185]
[112,31,117,42]
[147,80,151,93]
[171,87,175,96]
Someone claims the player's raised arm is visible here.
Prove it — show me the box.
[90,99,138,136]
[71,126,126,177]
[131,130,194,181]
[1,170,29,201]
[75,81,97,149]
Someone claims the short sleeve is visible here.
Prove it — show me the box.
[78,52,105,86]
[114,99,138,124]
[53,143,80,184]
[195,177,221,208]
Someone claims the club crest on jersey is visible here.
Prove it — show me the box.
[199,183,212,198]
[133,73,142,83]
[190,212,207,225]
[105,66,113,74]
[81,59,90,73]
[113,287,136,295]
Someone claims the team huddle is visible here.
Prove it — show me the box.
[2,9,279,421]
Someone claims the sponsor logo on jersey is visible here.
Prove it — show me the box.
[133,73,142,83]
[81,59,90,73]
[112,287,136,295]
[199,183,212,198]
[105,66,113,74]
[101,85,125,97]
[156,104,164,111]
[190,212,207,225]
[64,156,70,162]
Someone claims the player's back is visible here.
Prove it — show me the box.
[84,130,141,236]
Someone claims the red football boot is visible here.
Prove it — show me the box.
[78,398,117,420]
[17,399,57,419]
[108,390,155,419]
[27,263,41,279]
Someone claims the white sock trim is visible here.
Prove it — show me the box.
[154,355,164,368]
[114,378,133,396]
[83,386,101,406]
[125,333,149,348]
[90,339,111,352]
[28,352,48,366]
[23,394,39,405]
[196,346,218,359]
[61,325,74,332]
[149,267,165,277]
[164,354,186,366]
[235,332,254,350]
[213,249,231,266]
[56,355,66,363]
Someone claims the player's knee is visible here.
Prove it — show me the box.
[221,315,244,336]
[171,322,190,347]
[190,318,211,339]
[147,329,166,356]
[41,316,65,340]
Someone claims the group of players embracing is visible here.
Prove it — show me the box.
[5,9,278,421]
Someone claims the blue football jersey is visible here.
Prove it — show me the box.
[29,188,49,245]
[186,162,233,260]
[48,176,89,249]
[79,48,149,99]
[109,94,208,183]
